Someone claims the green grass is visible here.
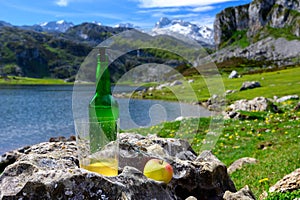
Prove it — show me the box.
[125,100,300,198]
[126,67,300,198]
[0,76,72,85]
[265,25,300,41]
[132,66,300,104]
[221,30,250,49]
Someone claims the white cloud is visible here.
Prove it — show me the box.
[138,8,180,14]
[56,0,69,7]
[169,13,200,19]
[190,6,215,12]
[55,0,98,7]
[138,0,238,8]
[191,16,216,28]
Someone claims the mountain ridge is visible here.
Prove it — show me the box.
[151,17,214,47]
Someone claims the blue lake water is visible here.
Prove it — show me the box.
[0,85,210,154]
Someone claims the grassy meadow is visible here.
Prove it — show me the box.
[133,66,300,103]
[127,66,300,198]
[128,100,299,198]
[0,76,72,85]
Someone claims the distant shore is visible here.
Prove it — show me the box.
[0,76,74,85]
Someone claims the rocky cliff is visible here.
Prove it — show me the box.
[214,0,300,48]
[212,0,300,67]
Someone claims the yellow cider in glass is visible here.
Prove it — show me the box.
[81,159,118,176]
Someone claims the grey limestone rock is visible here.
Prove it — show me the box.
[227,157,258,174]
[223,185,256,200]
[0,133,237,200]
[240,81,261,91]
[213,0,300,66]
[269,168,300,193]
[224,97,278,119]
[228,70,239,79]
[276,95,299,103]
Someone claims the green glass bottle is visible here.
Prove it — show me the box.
[89,47,119,153]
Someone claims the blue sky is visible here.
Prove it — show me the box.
[0,0,251,29]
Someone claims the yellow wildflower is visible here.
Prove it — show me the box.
[259,178,269,183]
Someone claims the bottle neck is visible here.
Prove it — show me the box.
[95,54,111,96]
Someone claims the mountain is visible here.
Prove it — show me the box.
[64,23,131,46]
[91,21,102,26]
[19,20,74,33]
[0,26,92,79]
[0,21,12,27]
[0,23,130,79]
[212,0,300,67]
[0,22,188,81]
[114,23,140,29]
[39,20,74,32]
[151,17,214,47]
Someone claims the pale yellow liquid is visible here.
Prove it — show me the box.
[81,161,118,176]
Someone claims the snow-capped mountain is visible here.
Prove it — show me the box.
[39,20,74,32]
[151,17,214,46]
[91,21,102,26]
[114,23,140,29]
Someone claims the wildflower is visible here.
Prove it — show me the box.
[233,146,240,149]
[269,114,273,118]
[259,178,269,183]
[257,134,262,137]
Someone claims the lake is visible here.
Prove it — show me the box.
[0,85,210,154]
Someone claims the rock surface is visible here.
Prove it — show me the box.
[213,0,300,66]
[276,95,299,103]
[223,185,256,200]
[269,168,300,193]
[0,133,237,200]
[240,81,261,91]
[228,70,239,79]
[205,94,226,111]
[214,0,300,47]
[224,97,278,119]
[227,157,258,174]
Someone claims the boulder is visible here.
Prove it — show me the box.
[170,80,183,86]
[269,168,300,193]
[225,90,236,95]
[276,95,299,103]
[227,157,258,174]
[206,94,226,112]
[0,133,237,200]
[228,70,239,79]
[224,97,278,119]
[223,185,256,200]
[240,81,261,91]
[156,83,170,90]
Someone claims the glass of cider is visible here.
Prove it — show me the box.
[75,118,119,176]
